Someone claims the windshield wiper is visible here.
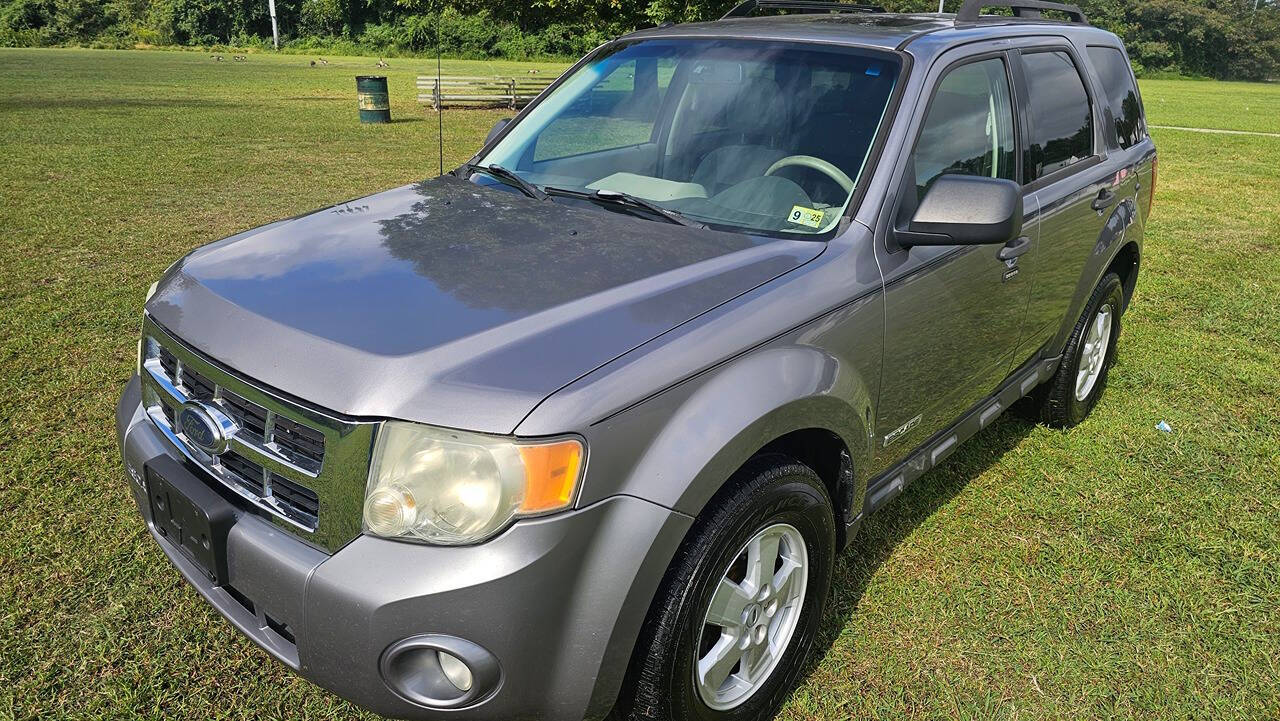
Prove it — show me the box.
[466,163,548,201]
[545,187,705,228]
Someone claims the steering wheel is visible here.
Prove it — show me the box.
[764,155,856,195]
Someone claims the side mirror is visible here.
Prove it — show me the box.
[896,175,1023,247]
[485,118,513,146]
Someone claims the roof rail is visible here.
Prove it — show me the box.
[955,0,1088,24]
[722,0,886,19]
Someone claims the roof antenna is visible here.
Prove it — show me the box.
[436,23,444,177]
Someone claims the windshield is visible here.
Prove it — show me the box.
[478,38,900,236]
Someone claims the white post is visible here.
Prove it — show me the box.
[938,0,946,12]
[268,0,279,50]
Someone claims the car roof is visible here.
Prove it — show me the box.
[622,12,1120,53]
[623,13,952,50]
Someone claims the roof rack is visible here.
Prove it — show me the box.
[722,0,886,19]
[955,0,1088,24]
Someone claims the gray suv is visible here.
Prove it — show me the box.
[115,1,1155,719]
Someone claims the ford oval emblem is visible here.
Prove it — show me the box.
[177,401,236,456]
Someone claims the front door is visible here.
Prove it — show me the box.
[873,52,1035,462]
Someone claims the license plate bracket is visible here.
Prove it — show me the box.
[145,456,236,585]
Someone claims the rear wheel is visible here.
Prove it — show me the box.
[1027,272,1125,427]
[616,455,835,721]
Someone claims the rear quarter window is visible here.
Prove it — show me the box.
[1087,46,1146,149]
[1021,50,1094,183]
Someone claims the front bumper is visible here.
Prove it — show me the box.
[116,376,692,720]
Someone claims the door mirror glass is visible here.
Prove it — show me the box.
[899,175,1023,246]
[485,118,512,145]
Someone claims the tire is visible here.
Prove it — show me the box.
[1027,272,1125,428]
[615,454,836,721]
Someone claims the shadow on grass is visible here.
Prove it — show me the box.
[801,413,1037,675]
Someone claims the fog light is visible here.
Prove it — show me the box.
[438,651,473,692]
[380,635,501,709]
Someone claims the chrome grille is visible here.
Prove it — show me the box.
[139,316,375,551]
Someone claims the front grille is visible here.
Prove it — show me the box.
[145,346,325,527]
[220,450,267,495]
[270,475,320,522]
[169,362,325,474]
[137,318,376,548]
[221,391,269,437]
[181,366,216,401]
[272,415,325,467]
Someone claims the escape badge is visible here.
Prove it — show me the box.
[788,205,825,229]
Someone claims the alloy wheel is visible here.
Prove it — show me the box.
[1075,303,1114,402]
[693,522,809,711]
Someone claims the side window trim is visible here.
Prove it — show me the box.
[1012,44,1103,192]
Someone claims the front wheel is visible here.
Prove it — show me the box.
[1026,272,1125,427]
[616,455,835,721]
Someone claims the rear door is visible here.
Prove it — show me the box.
[1085,42,1154,282]
[872,46,1036,461]
[1010,42,1120,357]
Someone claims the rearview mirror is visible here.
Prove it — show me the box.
[896,175,1023,247]
[485,118,512,145]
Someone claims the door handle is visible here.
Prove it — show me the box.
[997,235,1031,261]
[1091,188,1117,211]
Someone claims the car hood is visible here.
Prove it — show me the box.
[146,175,823,433]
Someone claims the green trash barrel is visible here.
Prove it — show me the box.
[356,75,390,124]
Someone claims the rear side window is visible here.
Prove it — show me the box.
[1021,50,1094,183]
[1087,46,1146,149]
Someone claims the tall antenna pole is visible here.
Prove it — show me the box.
[436,24,444,177]
[268,0,279,49]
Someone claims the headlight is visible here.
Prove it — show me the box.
[363,421,584,545]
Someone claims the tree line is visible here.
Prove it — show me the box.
[2,0,1277,80]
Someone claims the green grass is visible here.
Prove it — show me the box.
[0,47,1277,721]
[1139,78,1280,133]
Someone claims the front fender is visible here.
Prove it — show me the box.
[554,340,877,716]
[573,342,875,518]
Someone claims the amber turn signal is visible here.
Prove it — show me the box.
[518,440,583,513]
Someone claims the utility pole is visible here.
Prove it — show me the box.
[268,0,279,49]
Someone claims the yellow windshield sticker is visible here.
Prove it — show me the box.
[788,205,825,229]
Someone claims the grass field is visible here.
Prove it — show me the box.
[0,48,1277,720]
